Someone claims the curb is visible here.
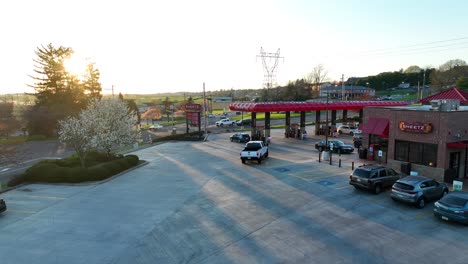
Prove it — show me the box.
[0,161,149,195]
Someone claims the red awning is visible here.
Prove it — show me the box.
[362,118,389,137]
[447,141,468,149]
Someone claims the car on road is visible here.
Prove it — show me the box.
[349,164,403,194]
[216,118,236,127]
[149,124,163,131]
[230,133,251,143]
[337,125,361,136]
[0,199,6,213]
[390,176,449,208]
[236,119,252,126]
[314,140,354,154]
[434,191,468,225]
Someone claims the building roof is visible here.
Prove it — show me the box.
[229,101,407,113]
[419,87,468,105]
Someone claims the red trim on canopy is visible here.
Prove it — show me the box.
[362,118,389,137]
[447,141,468,149]
[229,101,407,113]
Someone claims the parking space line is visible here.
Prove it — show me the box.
[287,173,333,181]
[7,194,66,200]
[335,185,353,190]
[415,211,433,219]
[7,209,37,214]
[368,197,387,203]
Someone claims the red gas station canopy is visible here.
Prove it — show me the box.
[229,101,408,113]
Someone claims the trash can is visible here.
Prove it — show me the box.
[358,147,367,159]
[401,162,411,175]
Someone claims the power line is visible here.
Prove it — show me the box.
[357,36,468,55]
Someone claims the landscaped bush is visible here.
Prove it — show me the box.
[153,131,204,142]
[9,152,141,186]
[125,155,139,166]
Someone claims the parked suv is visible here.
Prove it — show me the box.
[337,125,361,136]
[349,165,402,194]
[391,176,449,208]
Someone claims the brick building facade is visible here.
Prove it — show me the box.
[362,104,468,182]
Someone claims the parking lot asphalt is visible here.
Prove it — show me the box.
[1,129,468,264]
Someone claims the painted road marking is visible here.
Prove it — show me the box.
[415,211,433,219]
[7,194,66,200]
[7,209,37,214]
[368,197,387,203]
[335,185,353,190]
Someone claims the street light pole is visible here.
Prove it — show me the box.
[325,89,329,147]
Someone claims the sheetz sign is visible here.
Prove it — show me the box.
[398,121,433,133]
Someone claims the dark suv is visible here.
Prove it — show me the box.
[349,164,402,194]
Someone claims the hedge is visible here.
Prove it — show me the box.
[10,154,140,186]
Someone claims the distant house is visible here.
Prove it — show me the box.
[398,83,410,89]
[214,97,233,103]
[319,85,375,99]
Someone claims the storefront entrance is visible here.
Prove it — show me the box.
[449,152,460,179]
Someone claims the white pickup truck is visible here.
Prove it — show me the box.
[240,141,268,164]
[216,118,236,127]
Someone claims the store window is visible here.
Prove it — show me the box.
[395,140,437,167]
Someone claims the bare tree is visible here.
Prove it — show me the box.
[305,65,328,98]
[439,59,467,72]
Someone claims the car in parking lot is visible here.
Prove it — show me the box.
[349,164,402,194]
[314,140,354,154]
[337,125,361,136]
[0,199,6,213]
[236,119,251,126]
[434,191,468,225]
[390,176,449,208]
[230,133,251,143]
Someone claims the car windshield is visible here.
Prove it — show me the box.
[393,182,414,190]
[440,195,468,207]
[353,169,370,178]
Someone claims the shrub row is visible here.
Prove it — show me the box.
[12,154,140,185]
[152,131,204,142]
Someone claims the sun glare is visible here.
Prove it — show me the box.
[64,56,88,78]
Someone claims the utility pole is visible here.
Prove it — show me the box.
[421,70,426,99]
[203,83,207,137]
[341,74,345,100]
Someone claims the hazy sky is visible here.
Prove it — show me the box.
[1,0,468,95]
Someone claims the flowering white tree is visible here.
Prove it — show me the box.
[81,97,140,157]
[58,116,95,167]
[58,97,140,166]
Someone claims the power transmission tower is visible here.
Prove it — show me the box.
[256,47,284,100]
